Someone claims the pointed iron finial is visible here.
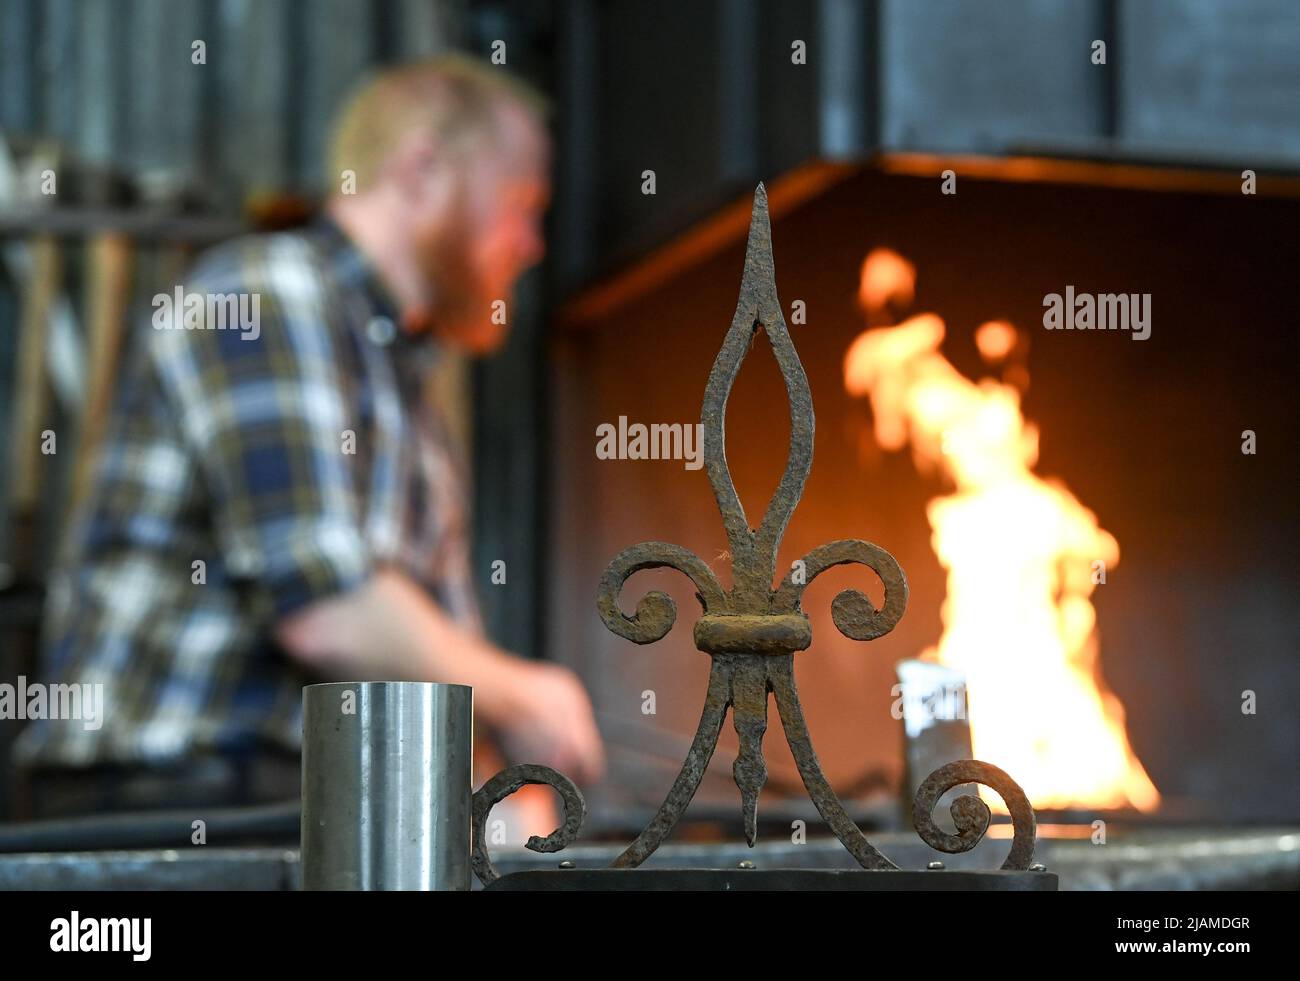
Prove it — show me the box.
[470,186,1039,884]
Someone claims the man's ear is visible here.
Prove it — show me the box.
[389,132,441,201]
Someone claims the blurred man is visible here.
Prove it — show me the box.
[15,55,604,818]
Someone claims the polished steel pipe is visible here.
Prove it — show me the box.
[301,681,473,890]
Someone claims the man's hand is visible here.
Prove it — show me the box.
[496,660,605,785]
[277,569,606,785]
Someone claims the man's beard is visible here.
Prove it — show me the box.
[416,209,505,353]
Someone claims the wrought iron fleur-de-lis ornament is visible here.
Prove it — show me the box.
[471,185,1037,886]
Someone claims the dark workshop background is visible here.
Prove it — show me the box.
[2,1,1299,829]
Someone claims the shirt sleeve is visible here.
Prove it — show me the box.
[149,237,372,619]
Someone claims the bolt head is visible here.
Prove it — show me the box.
[558,860,576,870]
[1029,863,1047,872]
[737,860,756,870]
[927,861,945,870]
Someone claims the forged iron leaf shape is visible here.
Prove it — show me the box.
[471,185,1037,884]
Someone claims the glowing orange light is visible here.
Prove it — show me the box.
[845,252,1159,812]
[975,320,1018,363]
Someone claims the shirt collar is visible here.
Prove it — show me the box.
[310,214,403,326]
[309,214,448,369]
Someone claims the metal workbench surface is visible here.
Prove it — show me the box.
[2,828,1297,891]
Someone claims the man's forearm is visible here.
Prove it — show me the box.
[274,568,521,727]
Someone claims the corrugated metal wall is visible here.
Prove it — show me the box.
[0,0,466,206]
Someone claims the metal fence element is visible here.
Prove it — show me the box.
[471,185,1037,886]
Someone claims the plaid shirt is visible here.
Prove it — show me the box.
[15,220,482,768]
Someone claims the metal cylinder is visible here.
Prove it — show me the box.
[301,681,473,890]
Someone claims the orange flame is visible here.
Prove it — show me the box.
[846,249,1159,811]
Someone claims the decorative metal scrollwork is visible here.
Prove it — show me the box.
[471,764,586,886]
[472,185,1037,885]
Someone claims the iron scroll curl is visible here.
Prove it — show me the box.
[912,760,1038,871]
[471,764,586,886]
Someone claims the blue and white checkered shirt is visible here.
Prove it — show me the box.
[15,219,482,768]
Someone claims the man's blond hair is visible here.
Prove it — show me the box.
[329,53,549,191]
